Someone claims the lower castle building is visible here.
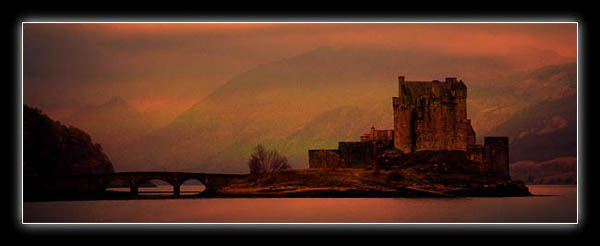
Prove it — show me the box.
[308,76,510,180]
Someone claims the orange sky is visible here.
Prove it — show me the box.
[23,23,577,120]
[83,23,576,57]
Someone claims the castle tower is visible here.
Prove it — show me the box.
[393,76,414,153]
[484,137,510,180]
[393,76,472,153]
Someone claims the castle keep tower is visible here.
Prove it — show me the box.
[392,76,475,153]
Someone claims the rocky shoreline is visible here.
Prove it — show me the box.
[211,181,531,199]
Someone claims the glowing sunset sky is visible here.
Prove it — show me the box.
[23,23,577,121]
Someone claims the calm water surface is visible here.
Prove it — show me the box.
[23,185,576,223]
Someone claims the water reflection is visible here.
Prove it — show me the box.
[106,179,205,196]
[26,185,577,223]
[180,179,206,195]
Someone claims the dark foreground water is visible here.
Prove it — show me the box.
[23,185,576,223]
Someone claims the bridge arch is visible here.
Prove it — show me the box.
[137,178,175,196]
[179,178,206,195]
[128,176,180,196]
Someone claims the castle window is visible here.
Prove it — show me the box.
[416,110,424,120]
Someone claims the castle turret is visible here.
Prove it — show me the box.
[398,76,405,97]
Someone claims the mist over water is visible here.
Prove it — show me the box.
[24,185,576,223]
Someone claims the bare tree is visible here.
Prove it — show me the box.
[248,145,290,175]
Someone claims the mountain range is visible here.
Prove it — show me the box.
[64,46,576,173]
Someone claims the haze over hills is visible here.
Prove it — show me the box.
[510,157,576,184]
[465,62,577,163]
[107,46,576,173]
[491,94,577,163]
[62,96,160,164]
[470,62,577,139]
[473,62,577,184]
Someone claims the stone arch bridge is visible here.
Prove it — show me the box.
[25,172,248,198]
[108,172,248,196]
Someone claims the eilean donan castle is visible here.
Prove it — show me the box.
[308,76,510,180]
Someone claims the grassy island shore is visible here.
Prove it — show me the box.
[213,168,531,198]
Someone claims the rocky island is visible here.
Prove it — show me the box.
[208,149,530,198]
[212,171,529,199]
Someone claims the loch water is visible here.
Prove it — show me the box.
[23,185,576,223]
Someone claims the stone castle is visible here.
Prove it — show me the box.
[308,76,510,180]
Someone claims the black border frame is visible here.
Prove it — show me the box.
[6,8,595,238]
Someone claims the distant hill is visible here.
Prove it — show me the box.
[115,47,576,173]
[24,104,114,177]
[487,93,576,163]
[496,47,573,72]
[470,62,576,138]
[63,96,159,170]
[510,157,576,184]
[264,99,393,168]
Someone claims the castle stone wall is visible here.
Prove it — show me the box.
[338,141,376,168]
[393,96,414,153]
[308,149,345,169]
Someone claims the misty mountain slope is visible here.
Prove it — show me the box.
[115,46,574,172]
[495,47,573,73]
[470,63,576,163]
[483,62,576,100]
[510,157,576,184]
[490,94,576,163]
[205,102,394,172]
[469,62,576,138]
[268,99,395,168]
[62,96,159,168]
